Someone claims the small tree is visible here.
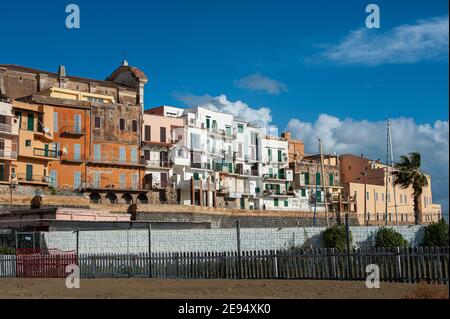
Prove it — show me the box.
[422,219,449,247]
[322,224,352,250]
[375,227,408,248]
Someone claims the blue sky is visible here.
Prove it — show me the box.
[1,0,449,215]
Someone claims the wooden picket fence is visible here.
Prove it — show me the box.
[1,247,448,283]
[77,247,448,283]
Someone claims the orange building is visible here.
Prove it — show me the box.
[0,62,149,204]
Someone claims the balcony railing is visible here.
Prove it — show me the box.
[16,173,51,184]
[80,182,141,191]
[0,149,17,160]
[0,123,14,134]
[60,124,86,136]
[263,173,287,180]
[144,160,171,168]
[88,156,144,166]
[33,148,58,159]
[263,189,295,197]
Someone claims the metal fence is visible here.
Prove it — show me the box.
[0,255,16,277]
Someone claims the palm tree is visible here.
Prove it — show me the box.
[392,152,428,225]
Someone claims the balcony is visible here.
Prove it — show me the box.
[190,163,212,170]
[145,160,171,169]
[0,149,17,160]
[87,156,145,168]
[263,189,295,197]
[16,173,51,185]
[80,182,142,191]
[263,173,287,181]
[33,147,58,159]
[60,124,86,137]
[0,123,18,136]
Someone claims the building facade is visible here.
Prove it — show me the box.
[0,97,19,184]
[339,154,442,225]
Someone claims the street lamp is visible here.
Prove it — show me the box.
[360,171,368,226]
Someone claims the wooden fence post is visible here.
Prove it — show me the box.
[236,220,242,279]
[148,224,152,278]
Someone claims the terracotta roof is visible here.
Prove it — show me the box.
[0,64,135,90]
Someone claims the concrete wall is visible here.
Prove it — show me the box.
[41,225,425,254]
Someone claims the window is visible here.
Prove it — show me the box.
[74,114,81,132]
[301,189,306,197]
[268,149,272,161]
[53,112,58,132]
[119,118,126,131]
[15,111,22,129]
[0,139,4,151]
[316,190,322,202]
[94,116,101,128]
[132,174,139,190]
[375,192,378,201]
[304,172,309,185]
[27,113,34,131]
[119,173,126,189]
[206,117,210,129]
[26,164,33,181]
[284,200,289,207]
[316,172,321,185]
[274,198,279,207]
[25,140,31,147]
[277,150,282,162]
[144,150,150,161]
[119,146,126,163]
[74,144,81,160]
[144,125,151,141]
[366,192,370,200]
[160,127,166,143]
[50,170,57,188]
[225,126,232,136]
[329,174,334,186]
[93,171,101,188]
[382,193,385,201]
[73,172,81,189]
[131,148,138,164]
[238,124,244,133]
[190,133,200,150]
[94,144,101,161]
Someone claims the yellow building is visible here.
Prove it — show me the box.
[12,100,56,187]
[340,154,442,225]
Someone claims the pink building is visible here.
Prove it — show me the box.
[142,107,184,191]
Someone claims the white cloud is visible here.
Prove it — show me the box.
[173,92,274,131]
[233,73,287,94]
[317,15,449,65]
[286,115,449,216]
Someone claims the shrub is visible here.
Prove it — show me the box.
[422,219,449,247]
[374,227,408,248]
[0,246,15,255]
[322,224,352,250]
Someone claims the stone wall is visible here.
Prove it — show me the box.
[41,225,425,254]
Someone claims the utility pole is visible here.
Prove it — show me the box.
[319,138,329,227]
[387,121,399,225]
[385,121,390,226]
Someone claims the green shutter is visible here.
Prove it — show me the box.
[304,172,309,185]
[268,149,272,161]
[27,113,34,131]
[316,172,321,185]
[278,150,282,162]
[284,200,288,207]
[329,174,334,186]
[193,173,199,181]
[206,117,210,129]
[274,198,279,207]
[0,165,4,181]
[301,189,306,197]
[276,184,281,194]
[228,163,233,173]
[316,190,322,202]
[26,164,33,181]
[44,144,49,157]
[240,198,245,209]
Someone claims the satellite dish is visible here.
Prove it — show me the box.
[43,127,50,134]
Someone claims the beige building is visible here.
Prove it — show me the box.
[340,154,442,225]
[0,97,19,184]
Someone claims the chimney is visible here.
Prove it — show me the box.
[58,65,66,77]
